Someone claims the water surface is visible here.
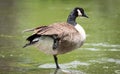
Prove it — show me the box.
[0,0,120,74]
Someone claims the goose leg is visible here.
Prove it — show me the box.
[53,55,60,69]
[52,34,59,50]
[53,39,59,50]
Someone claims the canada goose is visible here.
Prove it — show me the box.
[23,7,88,69]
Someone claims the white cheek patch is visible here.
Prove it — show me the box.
[77,9,82,16]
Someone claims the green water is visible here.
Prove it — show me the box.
[0,0,120,74]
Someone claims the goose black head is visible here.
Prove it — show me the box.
[73,7,88,18]
[67,7,88,25]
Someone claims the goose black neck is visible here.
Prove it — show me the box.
[67,12,77,26]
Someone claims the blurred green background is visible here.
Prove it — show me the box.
[0,0,120,74]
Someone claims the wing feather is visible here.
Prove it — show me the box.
[34,22,78,38]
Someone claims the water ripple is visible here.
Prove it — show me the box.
[82,43,120,51]
[89,58,120,64]
[85,43,120,48]
[38,60,89,69]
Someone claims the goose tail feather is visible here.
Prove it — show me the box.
[22,28,35,33]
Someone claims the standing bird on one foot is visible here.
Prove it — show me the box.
[23,7,88,69]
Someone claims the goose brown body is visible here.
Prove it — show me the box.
[28,22,85,55]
